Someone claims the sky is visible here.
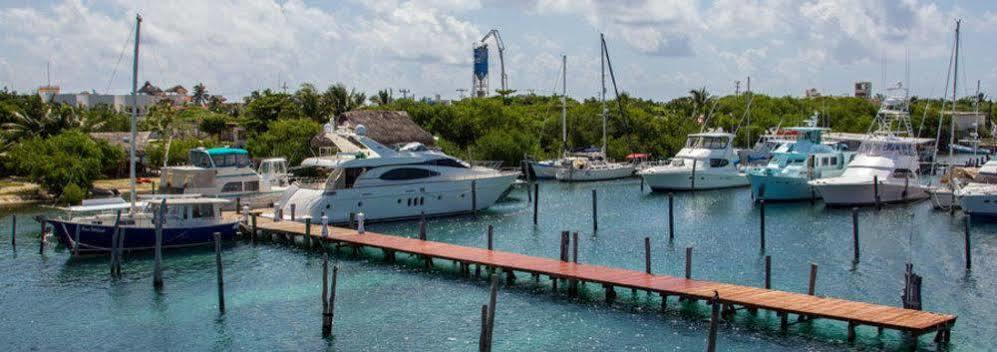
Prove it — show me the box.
[1,0,995,102]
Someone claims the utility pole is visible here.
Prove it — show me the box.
[735,80,741,96]
[457,88,467,99]
[399,89,410,100]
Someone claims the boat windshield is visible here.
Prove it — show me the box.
[857,140,917,157]
[686,136,729,150]
[211,153,251,168]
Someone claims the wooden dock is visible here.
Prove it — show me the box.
[233,212,957,346]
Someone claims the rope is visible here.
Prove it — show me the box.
[104,22,135,93]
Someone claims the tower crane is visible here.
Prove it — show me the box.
[480,29,508,91]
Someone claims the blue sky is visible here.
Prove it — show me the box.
[1,0,995,101]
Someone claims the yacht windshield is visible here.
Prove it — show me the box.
[857,140,916,157]
[686,136,728,149]
[210,153,251,168]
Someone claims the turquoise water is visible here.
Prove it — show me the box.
[1,179,995,351]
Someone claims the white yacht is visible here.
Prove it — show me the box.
[554,37,635,182]
[950,161,997,217]
[809,89,929,205]
[273,124,519,224]
[638,129,748,191]
[160,147,289,209]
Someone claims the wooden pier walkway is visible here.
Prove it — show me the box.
[233,212,957,345]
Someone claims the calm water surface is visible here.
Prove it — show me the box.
[1,177,995,351]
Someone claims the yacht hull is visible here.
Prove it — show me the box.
[530,162,558,179]
[958,194,997,217]
[927,187,959,209]
[641,170,748,191]
[276,173,518,224]
[748,174,817,201]
[47,219,238,253]
[555,165,634,182]
[813,181,928,206]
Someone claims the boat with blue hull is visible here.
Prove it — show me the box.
[46,196,239,254]
[747,117,854,201]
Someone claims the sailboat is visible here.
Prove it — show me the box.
[809,83,929,205]
[47,15,239,253]
[554,34,635,182]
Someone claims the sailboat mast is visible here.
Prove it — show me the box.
[600,33,607,155]
[948,19,960,160]
[129,14,142,213]
[561,54,567,157]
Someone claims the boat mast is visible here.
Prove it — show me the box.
[600,33,607,156]
[561,54,567,158]
[129,14,142,214]
[973,79,980,157]
[949,19,960,160]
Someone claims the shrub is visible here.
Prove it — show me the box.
[246,119,320,165]
[146,137,216,168]
[60,183,86,205]
[4,130,124,195]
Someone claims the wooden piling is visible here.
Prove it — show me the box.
[153,199,165,289]
[644,237,651,274]
[472,180,478,217]
[533,183,539,225]
[668,193,674,240]
[348,212,355,229]
[109,210,122,278]
[873,175,881,210]
[322,253,331,336]
[235,197,241,211]
[486,272,498,350]
[214,232,225,313]
[706,291,720,352]
[559,231,569,262]
[304,217,312,248]
[964,219,972,270]
[690,159,697,191]
[251,214,257,245]
[852,207,860,263]
[807,263,818,296]
[764,255,771,289]
[326,263,339,337]
[572,232,578,263]
[640,176,645,192]
[591,189,598,233]
[685,247,692,279]
[487,225,493,250]
[72,222,81,256]
[10,214,15,250]
[759,199,766,251]
[419,215,427,240]
[479,304,489,352]
[38,216,46,255]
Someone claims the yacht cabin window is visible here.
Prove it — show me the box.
[686,136,729,150]
[891,169,914,178]
[244,181,260,192]
[211,153,251,168]
[709,159,729,168]
[192,204,216,219]
[222,182,242,193]
[191,152,213,168]
[379,168,441,181]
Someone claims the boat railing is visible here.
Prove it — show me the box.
[469,160,504,170]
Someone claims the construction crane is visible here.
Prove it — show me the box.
[480,29,507,92]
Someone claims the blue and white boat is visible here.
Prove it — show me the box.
[747,117,854,201]
[47,196,239,253]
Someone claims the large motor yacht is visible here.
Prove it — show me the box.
[809,89,928,205]
[638,129,748,191]
[747,116,854,201]
[273,124,519,224]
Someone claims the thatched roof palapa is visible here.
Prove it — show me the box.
[89,131,154,155]
[334,110,434,146]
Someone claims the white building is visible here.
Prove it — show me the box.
[49,92,157,115]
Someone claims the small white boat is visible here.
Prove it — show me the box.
[809,90,928,206]
[555,157,634,182]
[638,129,748,191]
[160,147,289,209]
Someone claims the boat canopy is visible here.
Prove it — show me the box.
[206,147,248,155]
[190,147,252,168]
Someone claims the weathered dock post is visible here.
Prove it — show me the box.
[901,263,922,311]
[38,215,46,255]
[852,207,860,263]
[705,291,720,352]
[668,193,675,241]
[214,232,225,313]
[10,214,15,250]
[235,197,241,212]
[873,175,881,210]
[479,304,490,352]
[471,180,478,217]
[572,232,578,263]
[72,222,81,256]
[109,210,122,278]
[485,272,499,350]
[250,213,258,245]
[418,214,427,240]
[533,183,539,225]
[322,253,330,336]
[290,203,296,221]
[559,231,569,262]
[764,255,771,289]
[325,262,340,337]
[685,247,692,279]
[348,212,355,229]
[153,199,165,289]
[964,219,972,270]
[690,159,697,191]
[591,189,598,233]
[759,199,766,251]
[487,225,494,250]
[950,191,956,216]
[644,237,651,274]
[640,176,645,192]
[304,217,312,248]
[807,263,818,296]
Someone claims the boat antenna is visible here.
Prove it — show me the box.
[129,13,142,214]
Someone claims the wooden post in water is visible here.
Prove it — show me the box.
[690,159,697,191]
[807,263,818,296]
[327,263,339,337]
[852,207,860,263]
[640,176,645,192]
[38,216,46,255]
[873,175,881,210]
[486,272,498,351]
[479,304,489,352]
[964,219,972,270]
[419,214,427,240]
[759,199,766,251]
[532,183,539,225]
[153,199,165,289]
[250,214,257,245]
[214,232,225,313]
[644,237,651,274]
[235,197,241,212]
[290,203,296,221]
[10,214,15,250]
[109,210,122,278]
[321,254,332,337]
[591,189,598,233]
[304,217,312,248]
[668,193,675,241]
[764,255,771,289]
[348,212,355,229]
[572,232,578,263]
[487,225,493,250]
[685,247,692,279]
[705,291,720,352]
[72,222,81,256]
[559,231,569,262]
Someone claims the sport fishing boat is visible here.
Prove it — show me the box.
[809,87,929,206]
[554,36,635,182]
[160,147,289,209]
[747,117,854,201]
[956,164,997,217]
[638,129,747,191]
[45,15,239,253]
[274,123,518,224]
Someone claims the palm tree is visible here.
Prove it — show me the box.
[689,87,711,112]
[2,104,106,142]
[370,89,393,106]
[192,83,208,106]
[320,83,366,118]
